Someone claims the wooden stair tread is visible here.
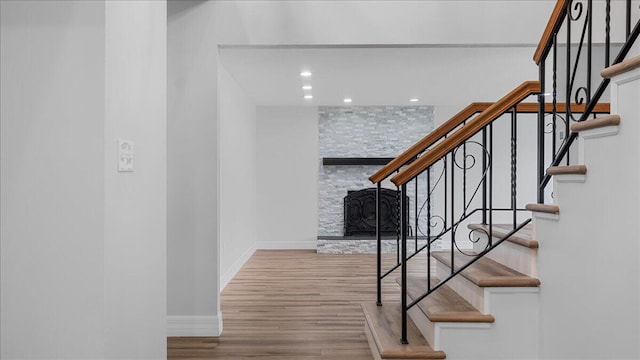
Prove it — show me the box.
[525,203,559,214]
[432,251,541,287]
[571,114,620,132]
[399,276,495,323]
[601,55,640,79]
[362,303,446,359]
[468,223,537,249]
[546,164,587,176]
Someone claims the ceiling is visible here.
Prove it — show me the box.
[219,45,540,107]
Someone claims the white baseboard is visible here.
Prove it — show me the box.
[167,314,223,337]
[221,244,256,290]
[255,240,317,250]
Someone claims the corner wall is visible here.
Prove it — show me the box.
[167,0,221,336]
[219,66,257,288]
[256,107,319,249]
[104,2,167,357]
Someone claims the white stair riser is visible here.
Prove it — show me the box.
[438,288,539,360]
[471,231,537,277]
[406,301,438,350]
[435,260,486,312]
[407,289,540,359]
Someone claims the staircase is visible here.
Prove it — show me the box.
[363,1,640,358]
[364,223,542,359]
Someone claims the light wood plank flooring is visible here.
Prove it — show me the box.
[168,249,429,360]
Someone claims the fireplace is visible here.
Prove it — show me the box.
[343,188,408,236]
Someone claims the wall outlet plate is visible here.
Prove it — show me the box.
[118,139,134,172]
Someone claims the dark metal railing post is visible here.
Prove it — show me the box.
[376,182,382,306]
[463,141,467,217]
[426,167,432,291]
[587,0,593,104]
[605,0,611,67]
[450,151,455,274]
[396,174,401,266]
[626,0,632,37]
[489,123,494,246]
[511,107,518,228]
[415,177,418,253]
[400,183,408,344]
[538,62,546,204]
[566,4,571,166]
[482,128,487,224]
[552,35,557,156]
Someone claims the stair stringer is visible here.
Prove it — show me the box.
[407,287,539,360]
[533,66,640,359]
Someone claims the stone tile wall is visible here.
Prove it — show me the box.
[318,106,434,239]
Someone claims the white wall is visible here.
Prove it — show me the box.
[219,66,257,288]
[0,2,106,357]
[256,107,319,249]
[104,2,167,358]
[167,0,222,336]
[1,1,167,358]
[534,65,640,359]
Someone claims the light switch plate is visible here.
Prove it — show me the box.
[118,139,134,172]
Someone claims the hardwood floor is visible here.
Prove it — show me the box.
[168,249,429,360]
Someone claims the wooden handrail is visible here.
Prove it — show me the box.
[533,0,568,65]
[516,102,610,114]
[368,100,609,184]
[391,81,541,186]
[516,102,611,114]
[368,102,492,184]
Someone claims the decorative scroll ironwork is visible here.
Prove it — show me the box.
[566,0,592,124]
[450,141,492,256]
[537,0,640,201]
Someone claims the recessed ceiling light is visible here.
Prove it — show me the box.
[302,85,312,90]
[300,71,312,77]
[343,98,353,103]
[304,95,313,100]
[409,98,419,102]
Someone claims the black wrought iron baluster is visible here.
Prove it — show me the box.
[587,0,592,106]
[376,182,382,306]
[566,2,571,165]
[627,0,632,38]
[511,107,518,229]
[400,184,408,345]
[415,177,418,253]
[427,167,431,291]
[553,34,558,157]
[482,128,487,224]
[444,152,448,231]
[463,140,467,218]
[396,180,400,266]
[544,18,640,180]
[605,0,611,67]
[489,123,493,246]
[538,61,546,204]
[450,151,455,275]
